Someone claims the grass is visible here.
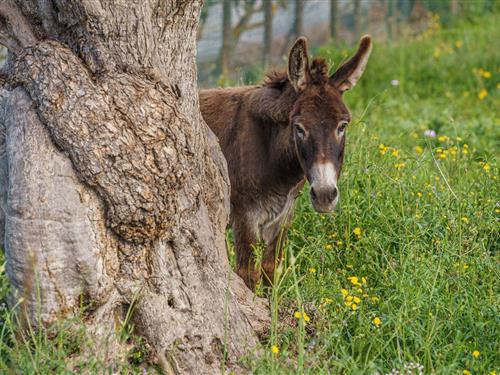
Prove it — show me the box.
[248,13,499,375]
[1,12,499,375]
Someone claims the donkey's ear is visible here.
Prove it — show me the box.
[330,35,372,93]
[288,37,310,91]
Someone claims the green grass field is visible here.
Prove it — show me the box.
[1,12,499,375]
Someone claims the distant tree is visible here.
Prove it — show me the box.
[450,0,460,15]
[387,0,398,40]
[198,0,217,40]
[218,0,233,76]
[262,0,273,67]
[354,0,361,37]
[217,0,265,77]
[330,0,340,40]
[293,0,304,38]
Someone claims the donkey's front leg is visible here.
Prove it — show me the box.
[232,219,261,290]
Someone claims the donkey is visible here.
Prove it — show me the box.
[200,36,372,290]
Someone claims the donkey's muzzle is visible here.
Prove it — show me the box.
[310,185,338,213]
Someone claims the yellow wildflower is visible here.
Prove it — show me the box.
[294,311,302,319]
[478,89,488,100]
[325,244,333,251]
[461,217,469,223]
[353,227,362,237]
[361,277,367,284]
[483,163,491,172]
[463,264,469,270]
[415,145,424,154]
[391,149,399,157]
[373,316,382,327]
[341,288,349,298]
[371,296,380,302]
[438,135,449,142]
[455,40,463,48]
[308,267,316,274]
[346,295,354,302]
[353,296,361,304]
[348,276,362,286]
[351,303,358,310]
[379,144,388,155]
[482,71,492,78]
[271,345,279,354]
[417,192,423,198]
[303,312,310,322]
[336,240,343,246]
[472,350,480,358]
[463,370,471,375]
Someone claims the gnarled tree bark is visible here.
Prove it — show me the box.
[0,1,269,373]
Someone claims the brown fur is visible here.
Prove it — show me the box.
[200,36,372,290]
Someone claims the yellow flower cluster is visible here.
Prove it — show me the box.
[271,345,279,354]
[353,227,362,238]
[474,68,492,79]
[378,144,400,158]
[341,276,375,311]
[294,310,310,323]
[479,161,491,173]
[478,89,488,100]
[394,162,406,170]
[434,144,462,161]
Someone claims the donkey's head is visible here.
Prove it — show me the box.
[287,36,372,213]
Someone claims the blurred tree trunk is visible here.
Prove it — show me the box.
[293,0,304,37]
[218,0,233,76]
[330,0,339,40]
[353,0,361,37]
[450,0,460,15]
[0,1,268,373]
[262,0,273,67]
[387,0,397,40]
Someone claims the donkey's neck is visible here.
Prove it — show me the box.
[248,85,304,194]
[248,83,298,124]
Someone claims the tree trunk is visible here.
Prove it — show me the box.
[0,1,269,373]
[353,0,361,37]
[262,0,273,67]
[293,0,304,38]
[218,0,233,77]
[330,0,339,41]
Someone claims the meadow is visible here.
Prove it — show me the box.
[1,12,499,375]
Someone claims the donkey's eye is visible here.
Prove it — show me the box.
[295,124,306,139]
[337,121,348,136]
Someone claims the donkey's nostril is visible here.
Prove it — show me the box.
[329,187,338,201]
[310,187,318,201]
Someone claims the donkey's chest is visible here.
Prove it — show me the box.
[252,180,305,243]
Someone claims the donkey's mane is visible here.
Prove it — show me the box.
[263,58,329,90]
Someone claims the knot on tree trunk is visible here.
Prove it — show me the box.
[10,40,203,243]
